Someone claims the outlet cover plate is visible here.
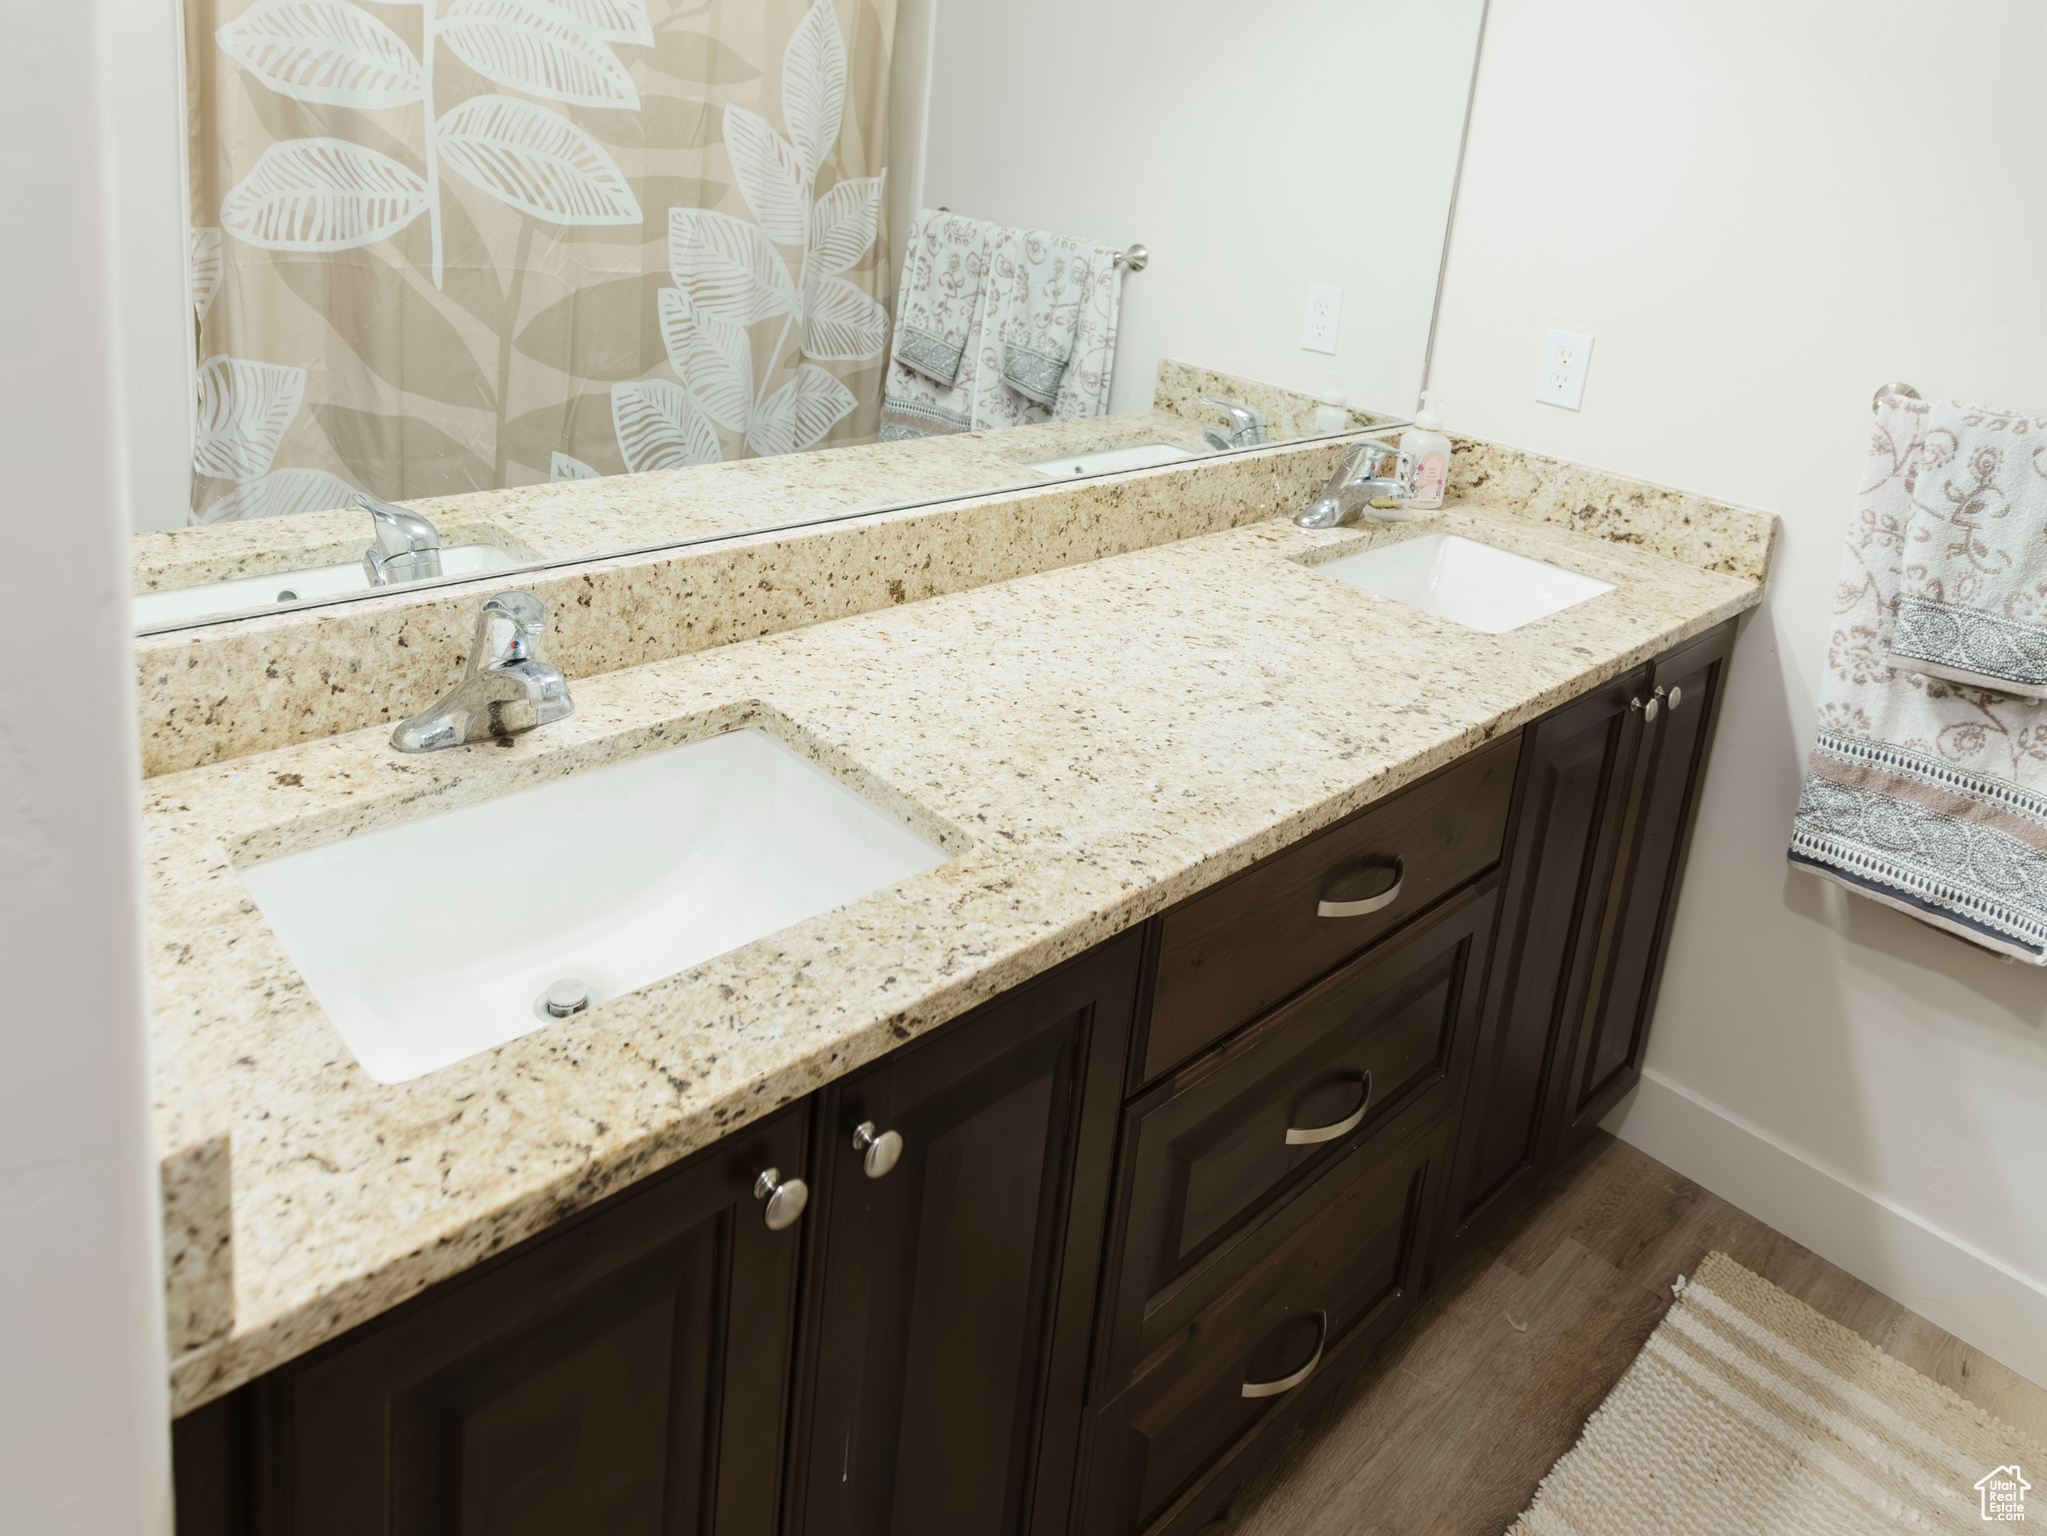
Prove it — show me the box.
[1303,285,1344,354]
[1536,328,1593,410]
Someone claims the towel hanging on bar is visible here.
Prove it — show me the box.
[880,209,995,441]
[995,229,1118,407]
[891,209,993,388]
[1788,392,2047,962]
[1886,398,2047,696]
[967,225,1121,428]
[881,209,1128,440]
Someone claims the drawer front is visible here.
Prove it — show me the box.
[1098,876,1495,1393]
[1142,733,1517,1084]
[1075,1105,1454,1536]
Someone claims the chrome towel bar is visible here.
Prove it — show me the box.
[932,210,1146,271]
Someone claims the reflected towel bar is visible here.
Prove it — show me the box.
[934,211,1146,271]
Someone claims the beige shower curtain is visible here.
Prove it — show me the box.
[185,0,897,523]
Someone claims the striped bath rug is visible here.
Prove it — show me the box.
[1510,1252,2044,1534]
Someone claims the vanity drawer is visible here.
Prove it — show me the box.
[1140,732,1517,1085]
[1096,876,1493,1396]
[1073,1103,1454,1536]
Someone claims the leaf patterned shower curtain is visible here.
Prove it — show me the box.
[185,0,897,524]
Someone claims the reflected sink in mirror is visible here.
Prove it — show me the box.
[1025,443,1201,480]
[1314,533,1615,634]
[239,729,950,1084]
[133,543,523,630]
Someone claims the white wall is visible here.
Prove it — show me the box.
[110,0,195,534]
[918,0,1484,417]
[1,0,172,1530]
[1431,0,2047,1382]
[884,0,937,289]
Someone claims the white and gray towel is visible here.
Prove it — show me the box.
[968,225,1120,429]
[995,229,1098,406]
[891,209,991,387]
[881,210,1122,441]
[880,210,994,442]
[1789,393,2047,962]
[1887,399,2047,696]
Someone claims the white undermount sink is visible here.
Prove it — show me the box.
[1313,532,1614,633]
[1024,442,1198,479]
[239,729,949,1084]
[132,543,523,629]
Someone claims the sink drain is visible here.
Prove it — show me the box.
[536,978,597,1019]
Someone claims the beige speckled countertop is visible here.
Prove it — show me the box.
[133,359,1392,598]
[147,487,1770,1414]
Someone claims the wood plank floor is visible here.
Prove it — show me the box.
[1207,1131,2047,1536]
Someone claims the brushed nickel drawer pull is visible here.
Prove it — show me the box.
[1242,1312,1327,1399]
[1317,858,1403,918]
[1284,1071,1372,1146]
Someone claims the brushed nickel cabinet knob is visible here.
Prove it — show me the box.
[851,1121,903,1179]
[752,1168,809,1231]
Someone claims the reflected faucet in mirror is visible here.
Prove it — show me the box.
[392,592,573,753]
[356,494,444,587]
[1295,440,1419,529]
[1199,396,1268,450]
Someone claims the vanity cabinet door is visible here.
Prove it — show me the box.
[1555,619,1736,1148]
[1440,667,1643,1263]
[788,932,1141,1536]
[231,1106,808,1536]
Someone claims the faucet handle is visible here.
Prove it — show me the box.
[1328,437,1397,489]
[471,591,550,672]
[355,493,444,586]
[1199,395,1266,440]
[355,493,440,555]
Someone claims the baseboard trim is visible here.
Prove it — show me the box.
[1606,1067,2047,1390]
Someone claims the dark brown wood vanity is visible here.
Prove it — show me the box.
[172,619,1736,1536]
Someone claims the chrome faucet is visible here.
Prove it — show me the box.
[355,493,443,587]
[1198,395,1267,450]
[1294,439,1419,528]
[392,592,574,752]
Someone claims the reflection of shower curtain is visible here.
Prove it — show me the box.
[184,0,896,524]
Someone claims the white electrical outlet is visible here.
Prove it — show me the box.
[1302,285,1344,354]
[1535,328,1593,410]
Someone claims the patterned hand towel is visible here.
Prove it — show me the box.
[967,228,1121,430]
[1789,394,2047,962]
[890,209,991,387]
[996,230,1110,406]
[1888,399,2047,696]
[880,210,996,441]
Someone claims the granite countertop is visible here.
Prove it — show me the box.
[145,493,1767,1413]
[133,356,1395,597]
[132,412,1205,592]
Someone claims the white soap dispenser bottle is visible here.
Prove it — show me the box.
[1312,380,1350,435]
[1400,393,1451,510]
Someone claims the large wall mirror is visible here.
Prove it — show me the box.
[137,0,1487,632]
